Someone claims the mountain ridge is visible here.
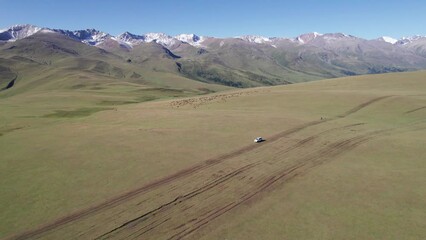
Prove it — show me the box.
[2,23,426,94]
[1,24,425,48]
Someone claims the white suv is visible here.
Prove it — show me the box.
[254,137,264,143]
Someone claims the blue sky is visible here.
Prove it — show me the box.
[1,0,425,39]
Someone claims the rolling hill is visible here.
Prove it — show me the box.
[1,70,425,239]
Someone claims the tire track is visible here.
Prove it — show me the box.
[164,122,426,240]
[169,132,386,239]
[7,120,325,240]
[338,95,392,118]
[274,122,366,157]
[95,163,257,240]
[7,95,392,240]
[405,106,426,114]
[103,129,388,240]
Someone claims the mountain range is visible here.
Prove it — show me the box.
[2,24,425,48]
[1,24,426,94]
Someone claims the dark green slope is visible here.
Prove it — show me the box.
[173,39,318,87]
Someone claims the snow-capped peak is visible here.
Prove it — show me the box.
[142,32,177,47]
[115,31,143,41]
[378,36,397,44]
[404,35,425,41]
[321,33,356,41]
[114,32,144,46]
[40,29,55,34]
[0,24,112,46]
[313,32,323,37]
[52,28,111,46]
[296,32,323,44]
[115,32,178,47]
[175,33,200,43]
[143,32,169,42]
[236,35,271,44]
[73,29,110,46]
[0,24,43,41]
[396,35,426,45]
[175,33,207,47]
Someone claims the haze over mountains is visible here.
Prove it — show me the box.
[1,24,426,93]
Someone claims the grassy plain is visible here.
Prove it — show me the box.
[0,71,425,239]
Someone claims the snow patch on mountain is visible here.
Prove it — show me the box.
[377,36,397,44]
[0,24,113,46]
[175,33,198,42]
[296,32,323,44]
[322,33,354,41]
[40,29,55,34]
[0,24,42,41]
[114,32,144,46]
[52,28,111,46]
[74,29,111,46]
[236,35,271,44]
[175,33,205,46]
[115,32,180,47]
[115,32,209,48]
[143,33,178,47]
[396,35,426,45]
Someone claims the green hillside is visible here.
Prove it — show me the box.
[3,30,426,97]
[1,71,425,239]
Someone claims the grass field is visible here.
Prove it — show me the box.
[0,71,425,239]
